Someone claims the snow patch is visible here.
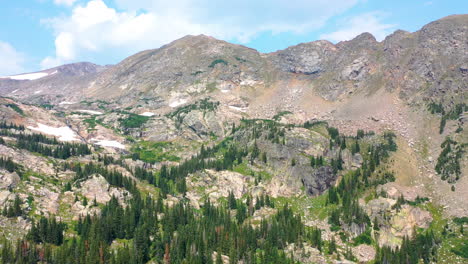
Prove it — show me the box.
[34,90,42,94]
[27,123,79,141]
[240,79,258,86]
[11,89,18,93]
[229,106,247,112]
[169,98,187,108]
[139,112,155,117]
[91,139,125,149]
[3,72,50,80]
[77,110,103,115]
[220,89,230,93]
[59,101,76,105]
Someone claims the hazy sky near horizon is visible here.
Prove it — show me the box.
[0,0,466,75]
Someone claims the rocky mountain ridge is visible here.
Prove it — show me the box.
[1,15,466,108]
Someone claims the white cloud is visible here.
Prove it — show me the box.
[320,12,396,43]
[0,41,26,76]
[54,0,77,6]
[41,0,363,68]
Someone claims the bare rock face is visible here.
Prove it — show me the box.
[341,57,369,81]
[301,166,336,196]
[352,244,376,263]
[390,205,433,236]
[378,182,423,202]
[34,187,60,216]
[0,190,12,207]
[80,175,112,203]
[365,197,396,220]
[341,149,363,170]
[375,204,433,247]
[0,170,20,189]
[186,169,254,207]
[71,201,101,220]
[269,40,335,75]
[285,242,329,264]
[79,175,129,204]
[0,144,55,175]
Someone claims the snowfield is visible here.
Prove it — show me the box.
[1,70,57,81]
[169,99,187,108]
[91,139,125,149]
[228,106,247,112]
[77,110,103,115]
[59,101,76,105]
[27,123,79,141]
[139,112,155,117]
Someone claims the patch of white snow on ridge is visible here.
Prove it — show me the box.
[34,90,42,94]
[91,139,125,149]
[229,106,247,112]
[77,110,103,115]
[3,72,49,80]
[139,112,155,117]
[59,101,76,105]
[27,123,79,141]
[169,99,187,108]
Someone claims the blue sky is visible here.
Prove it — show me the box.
[0,0,466,75]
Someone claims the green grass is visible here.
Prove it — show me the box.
[273,193,332,220]
[420,202,468,263]
[119,113,150,129]
[206,82,217,92]
[232,162,273,182]
[131,141,181,163]
[233,163,254,175]
[84,117,98,130]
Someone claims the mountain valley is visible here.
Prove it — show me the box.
[0,15,466,264]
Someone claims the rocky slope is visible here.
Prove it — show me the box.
[0,15,466,264]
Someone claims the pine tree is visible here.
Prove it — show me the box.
[329,237,336,254]
[340,137,347,150]
[228,191,237,209]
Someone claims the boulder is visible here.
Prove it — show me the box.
[0,170,20,189]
